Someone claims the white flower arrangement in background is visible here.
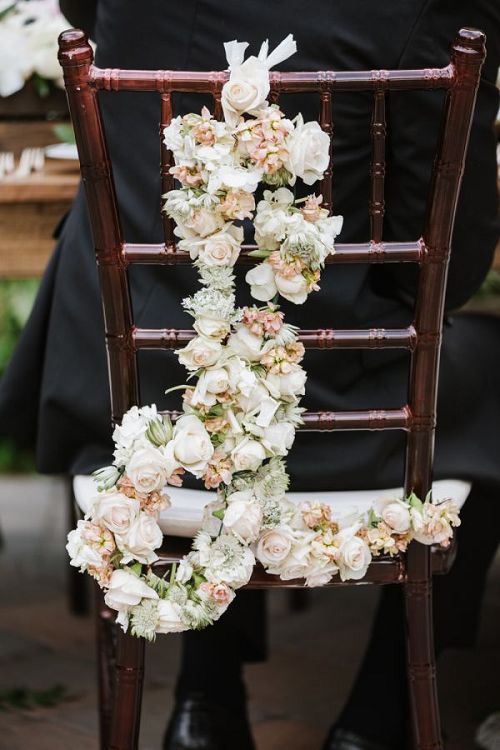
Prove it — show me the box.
[67,36,461,639]
[0,0,89,98]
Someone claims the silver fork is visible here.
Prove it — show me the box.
[0,151,15,180]
[14,147,45,178]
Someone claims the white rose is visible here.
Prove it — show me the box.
[376,498,411,534]
[113,405,158,450]
[275,272,309,304]
[104,569,159,618]
[66,524,104,570]
[221,57,270,126]
[171,415,214,477]
[245,262,278,302]
[156,600,189,634]
[177,336,223,371]
[228,326,266,362]
[237,382,270,413]
[126,446,170,494]
[223,491,263,543]
[305,566,337,588]
[225,357,257,397]
[92,490,140,536]
[266,365,307,399]
[336,528,372,581]
[286,116,330,185]
[262,422,295,456]
[198,226,243,267]
[193,315,231,340]
[256,528,293,566]
[231,437,266,472]
[116,513,163,564]
[207,165,262,194]
[185,207,224,238]
[191,367,230,408]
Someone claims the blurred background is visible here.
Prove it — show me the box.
[0,3,500,749]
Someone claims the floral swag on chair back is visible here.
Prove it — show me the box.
[67,36,460,640]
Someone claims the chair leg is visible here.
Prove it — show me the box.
[95,585,117,750]
[405,543,443,750]
[108,627,146,750]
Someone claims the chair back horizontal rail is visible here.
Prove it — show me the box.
[121,240,424,266]
[89,65,455,94]
[159,406,413,432]
[131,325,418,351]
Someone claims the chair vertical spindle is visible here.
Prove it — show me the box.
[58,30,139,424]
[211,72,225,120]
[108,631,145,750]
[160,92,175,247]
[369,90,386,242]
[319,86,333,213]
[403,29,486,750]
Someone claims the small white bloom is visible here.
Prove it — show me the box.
[156,599,189,634]
[231,437,266,472]
[375,498,412,534]
[171,415,214,477]
[223,490,263,543]
[116,513,163,565]
[228,326,267,362]
[266,364,307,399]
[336,526,372,581]
[275,271,309,304]
[245,262,278,302]
[261,422,295,456]
[104,569,159,623]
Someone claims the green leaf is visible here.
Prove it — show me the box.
[52,123,76,145]
[212,508,226,521]
[406,492,423,511]
[247,249,271,259]
[32,74,51,99]
[129,563,143,577]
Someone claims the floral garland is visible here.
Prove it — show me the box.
[67,36,461,639]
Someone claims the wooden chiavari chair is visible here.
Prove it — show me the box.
[58,27,485,750]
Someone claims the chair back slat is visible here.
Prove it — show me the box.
[160,92,175,247]
[369,89,386,242]
[319,85,333,213]
[58,28,485,500]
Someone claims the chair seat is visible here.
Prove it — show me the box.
[73,475,471,538]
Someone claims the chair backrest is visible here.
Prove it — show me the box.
[58,28,485,504]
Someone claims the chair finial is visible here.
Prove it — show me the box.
[58,29,94,70]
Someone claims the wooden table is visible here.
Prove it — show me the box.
[0,121,79,278]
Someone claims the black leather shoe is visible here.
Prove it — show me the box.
[322,727,396,750]
[162,693,256,750]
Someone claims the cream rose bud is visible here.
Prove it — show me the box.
[376,498,412,534]
[221,58,270,126]
[266,364,307,399]
[228,327,266,362]
[191,367,230,408]
[177,335,223,371]
[171,415,214,477]
[198,226,243,267]
[156,600,189,634]
[223,490,263,543]
[262,422,295,456]
[92,490,140,536]
[231,437,266,472]
[286,116,330,186]
[185,208,224,238]
[193,315,231,341]
[245,262,278,302]
[116,513,163,564]
[104,569,158,615]
[256,528,293,566]
[337,531,372,581]
[275,272,309,305]
[126,446,170,494]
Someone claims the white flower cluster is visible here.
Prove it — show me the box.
[0,0,75,98]
[67,36,462,639]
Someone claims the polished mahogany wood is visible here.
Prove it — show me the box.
[132,325,418,350]
[122,239,424,264]
[59,26,485,750]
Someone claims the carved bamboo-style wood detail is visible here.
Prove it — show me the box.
[160,92,175,247]
[91,65,455,93]
[59,27,485,750]
[369,89,386,242]
[319,80,333,213]
[159,406,412,432]
[131,325,417,350]
[121,240,424,265]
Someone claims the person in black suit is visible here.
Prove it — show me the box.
[1,2,499,748]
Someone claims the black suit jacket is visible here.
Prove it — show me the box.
[1,0,499,491]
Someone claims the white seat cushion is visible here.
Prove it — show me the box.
[73,475,471,538]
